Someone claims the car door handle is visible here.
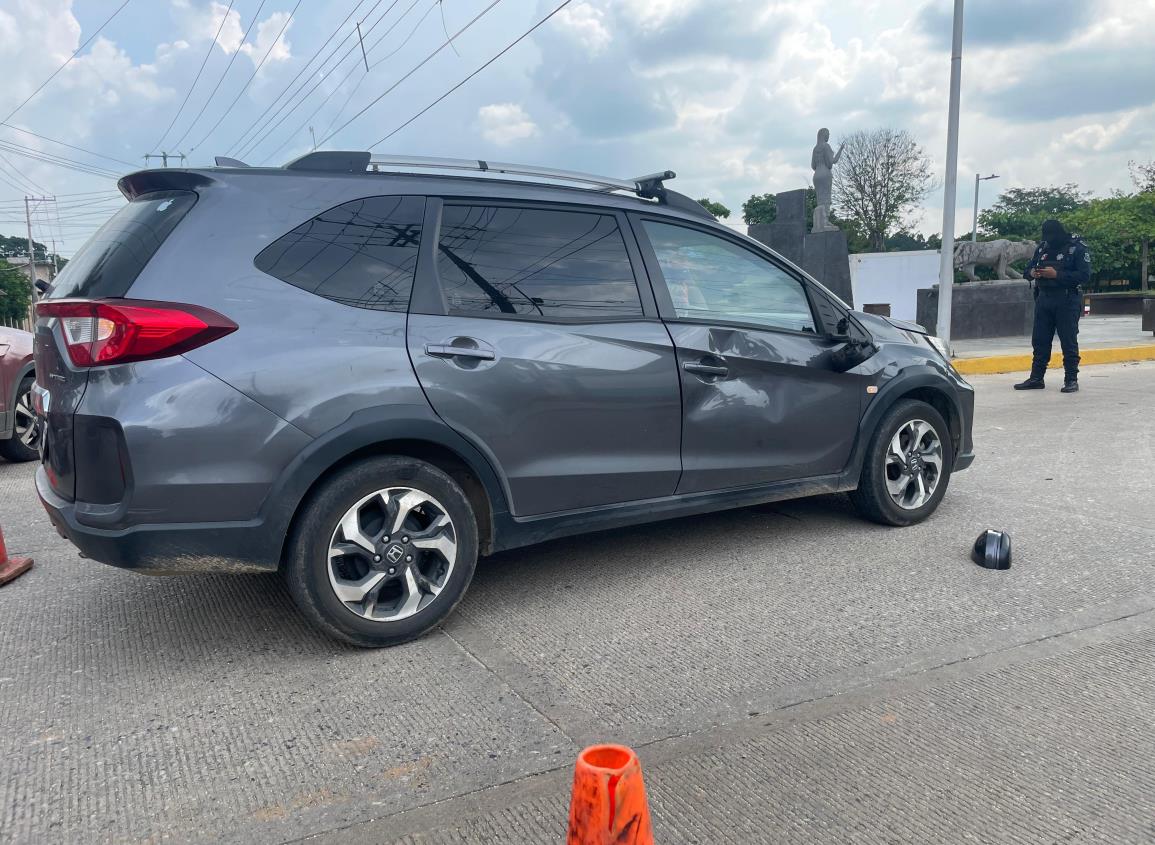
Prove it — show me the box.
[683,360,729,377]
[424,343,495,361]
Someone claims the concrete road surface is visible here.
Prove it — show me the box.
[2,362,1153,844]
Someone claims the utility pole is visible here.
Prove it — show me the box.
[935,0,965,353]
[23,196,52,322]
[971,173,998,242]
[143,151,186,168]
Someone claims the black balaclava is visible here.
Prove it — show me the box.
[1042,219,1070,248]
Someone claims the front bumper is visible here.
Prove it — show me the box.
[36,466,280,575]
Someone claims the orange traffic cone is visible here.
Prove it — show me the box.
[0,523,33,586]
[566,744,654,845]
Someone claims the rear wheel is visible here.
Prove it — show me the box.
[0,377,40,463]
[285,456,478,647]
[849,399,954,526]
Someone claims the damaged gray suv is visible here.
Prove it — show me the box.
[35,152,974,646]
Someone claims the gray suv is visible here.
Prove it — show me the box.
[35,152,974,647]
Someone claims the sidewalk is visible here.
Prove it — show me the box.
[951,315,1155,374]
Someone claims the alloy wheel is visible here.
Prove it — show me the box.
[327,487,458,622]
[13,386,39,451]
[884,419,943,510]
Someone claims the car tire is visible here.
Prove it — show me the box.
[849,399,954,527]
[284,456,478,648]
[0,377,40,463]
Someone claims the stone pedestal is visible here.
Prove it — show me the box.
[767,189,807,266]
[916,280,1035,339]
[747,188,853,307]
[802,229,854,306]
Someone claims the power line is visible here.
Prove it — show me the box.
[313,0,436,141]
[169,0,270,152]
[0,124,135,168]
[225,0,378,156]
[438,0,461,57]
[371,0,573,146]
[188,0,304,154]
[0,141,121,179]
[237,0,402,160]
[1,0,135,125]
[290,0,438,158]
[0,152,46,196]
[318,0,506,147]
[153,0,238,152]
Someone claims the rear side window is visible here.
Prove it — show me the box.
[255,196,424,312]
[47,190,196,300]
[437,205,642,319]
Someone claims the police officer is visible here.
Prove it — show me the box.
[1014,219,1091,393]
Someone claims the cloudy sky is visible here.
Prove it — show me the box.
[0,0,1150,255]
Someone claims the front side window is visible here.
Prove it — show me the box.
[642,220,816,333]
[255,195,424,312]
[437,205,643,319]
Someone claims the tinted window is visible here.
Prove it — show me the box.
[437,206,642,319]
[47,190,195,300]
[255,195,424,312]
[642,221,816,333]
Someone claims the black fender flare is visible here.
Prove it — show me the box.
[257,404,512,560]
[847,365,967,477]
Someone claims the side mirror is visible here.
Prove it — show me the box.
[826,337,877,373]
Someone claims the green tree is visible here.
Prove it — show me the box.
[833,128,932,251]
[0,234,47,260]
[1064,192,1155,290]
[1129,159,1155,193]
[886,230,941,251]
[697,198,731,219]
[742,193,776,225]
[0,264,32,321]
[978,185,1087,240]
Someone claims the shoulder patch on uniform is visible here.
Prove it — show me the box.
[1084,252,1091,262]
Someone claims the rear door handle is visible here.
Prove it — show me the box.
[683,360,729,377]
[424,343,495,361]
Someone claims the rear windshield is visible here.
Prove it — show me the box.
[46,190,197,300]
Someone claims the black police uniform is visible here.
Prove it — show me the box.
[1023,236,1091,382]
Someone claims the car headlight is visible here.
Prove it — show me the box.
[925,335,951,360]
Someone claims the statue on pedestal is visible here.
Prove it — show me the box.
[811,128,844,233]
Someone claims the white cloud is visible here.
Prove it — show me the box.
[206,1,244,54]
[240,11,293,65]
[554,3,612,56]
[477,103,539,145]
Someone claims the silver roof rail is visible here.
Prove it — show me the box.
[366,154,642,192]
[282,151,714,220]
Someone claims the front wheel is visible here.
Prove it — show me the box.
[849,399,954,527]
[284,456,478,647]
[0,377,40,463]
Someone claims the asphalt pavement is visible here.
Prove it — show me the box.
[2,362,1153,844]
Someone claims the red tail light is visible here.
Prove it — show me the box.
[35,299,237,368]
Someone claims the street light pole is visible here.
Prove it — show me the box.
[935,0,965,353]
[971,173,999,242]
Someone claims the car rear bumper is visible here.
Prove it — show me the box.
[36,465,280,575]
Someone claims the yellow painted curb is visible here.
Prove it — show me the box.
[953,344,1155,375]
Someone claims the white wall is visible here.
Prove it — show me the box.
[849,250,941,323]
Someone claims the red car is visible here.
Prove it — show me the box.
[0,325,37,462]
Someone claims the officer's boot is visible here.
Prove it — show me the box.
[1061,373,1079,393]
[1014,370,1046,390]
